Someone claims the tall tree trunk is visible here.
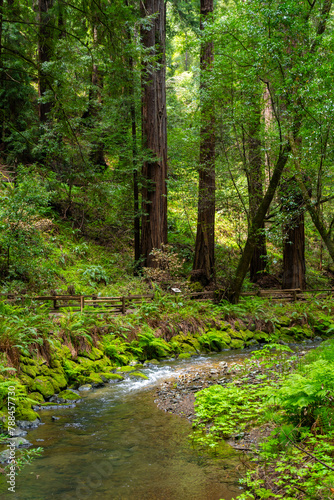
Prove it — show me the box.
[282,212,306,289]
[281,178,306,290]
[248,99,267,282]
[38,0,53,123]
[140,0,167,268]
[193,0,215,283]
[230,143,291,303]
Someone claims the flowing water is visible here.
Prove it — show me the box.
[1,344,319,500]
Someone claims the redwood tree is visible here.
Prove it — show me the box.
[140,0,167,268]
[193,0,215,283]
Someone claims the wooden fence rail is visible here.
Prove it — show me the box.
[0,288,333,314]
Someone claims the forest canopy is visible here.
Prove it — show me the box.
[0,0,334,300]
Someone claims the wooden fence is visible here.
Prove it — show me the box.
[0,288,333,314]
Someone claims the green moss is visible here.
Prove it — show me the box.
[40,365,52,376]
[31,376,55,398]
[78,346,104,361]
[129,372,149,380]
[57,345,73,360]
[117,366,136,373]
[29,392,45,404]
[85,372,104,385]
[20,364,38,378]
[279,316,291,327]
[178,353,191,359]
[254,330,269,341]
[50,359,62,370]
[76,357,96,373]
[57,390,82,401]
[16,407,40,422]
[99,373,124,382]
[230,339,245,349]
[19,373,34,387]
[49,372,68,392]
[19,356,36,366]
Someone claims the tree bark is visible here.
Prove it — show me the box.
[230,143,291,303]
[281,178,306,290]
[248,99,267,282]
[193,0,215,283]
[140,0,167,268]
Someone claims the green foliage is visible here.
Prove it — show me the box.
[0,169,52,282]
[136,328,170,360]
[81,266,109,286]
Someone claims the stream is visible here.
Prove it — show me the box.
[1,344,319,500]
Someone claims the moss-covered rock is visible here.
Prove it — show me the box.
[19,373,34,388]
[49,372,68,392]
[78,346,104,361]
[99,373,124,382]
[19,356,36,366]
[31,376,55,399]
[129,372,149,380]
[230,339,245,349]
[49,358,62,370]
[117,366,136,373]
[29,392,45,404]
[57,390,82,401]
[178,353,191,359]
[279,316,291,327]
[76,357,96,373]
[16,407,40,422]
[85,373,104,386]
[20,364,38,378]
[254,330,269,342]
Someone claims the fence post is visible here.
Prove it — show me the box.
[122,296,125,314]
[80,296,84,313]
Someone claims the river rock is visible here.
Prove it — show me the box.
[8,428,27,437]
[16,418,41,430]
[78,384,93,392]
[6,437,31,448]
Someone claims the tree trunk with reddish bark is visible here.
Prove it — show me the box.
[193,0,215,283]
[140,0,167,268]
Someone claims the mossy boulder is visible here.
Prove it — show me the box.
[20,364,38,378]
[254,330,269,342]
[230,339,245,349]
[147,359,160,364]
[95,357,112,372]
[40,365,52,376]
[78,346,104,361]
[129,372,149,380]
[178,353,191,360]
[279,316,291,327]
[29,392,45,404]
[49,372,68,392]
[19,373,34,387]
[57,390,82,402]
[85,373,104,386]
[99,373,124,382]
[19,356,36,366]
[76,357,96,373]
[31,376,55,399]
[16,407,40,422]
[49,358,62,370]
[117,366,136,373]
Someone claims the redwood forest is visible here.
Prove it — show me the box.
[0,1,334,499]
